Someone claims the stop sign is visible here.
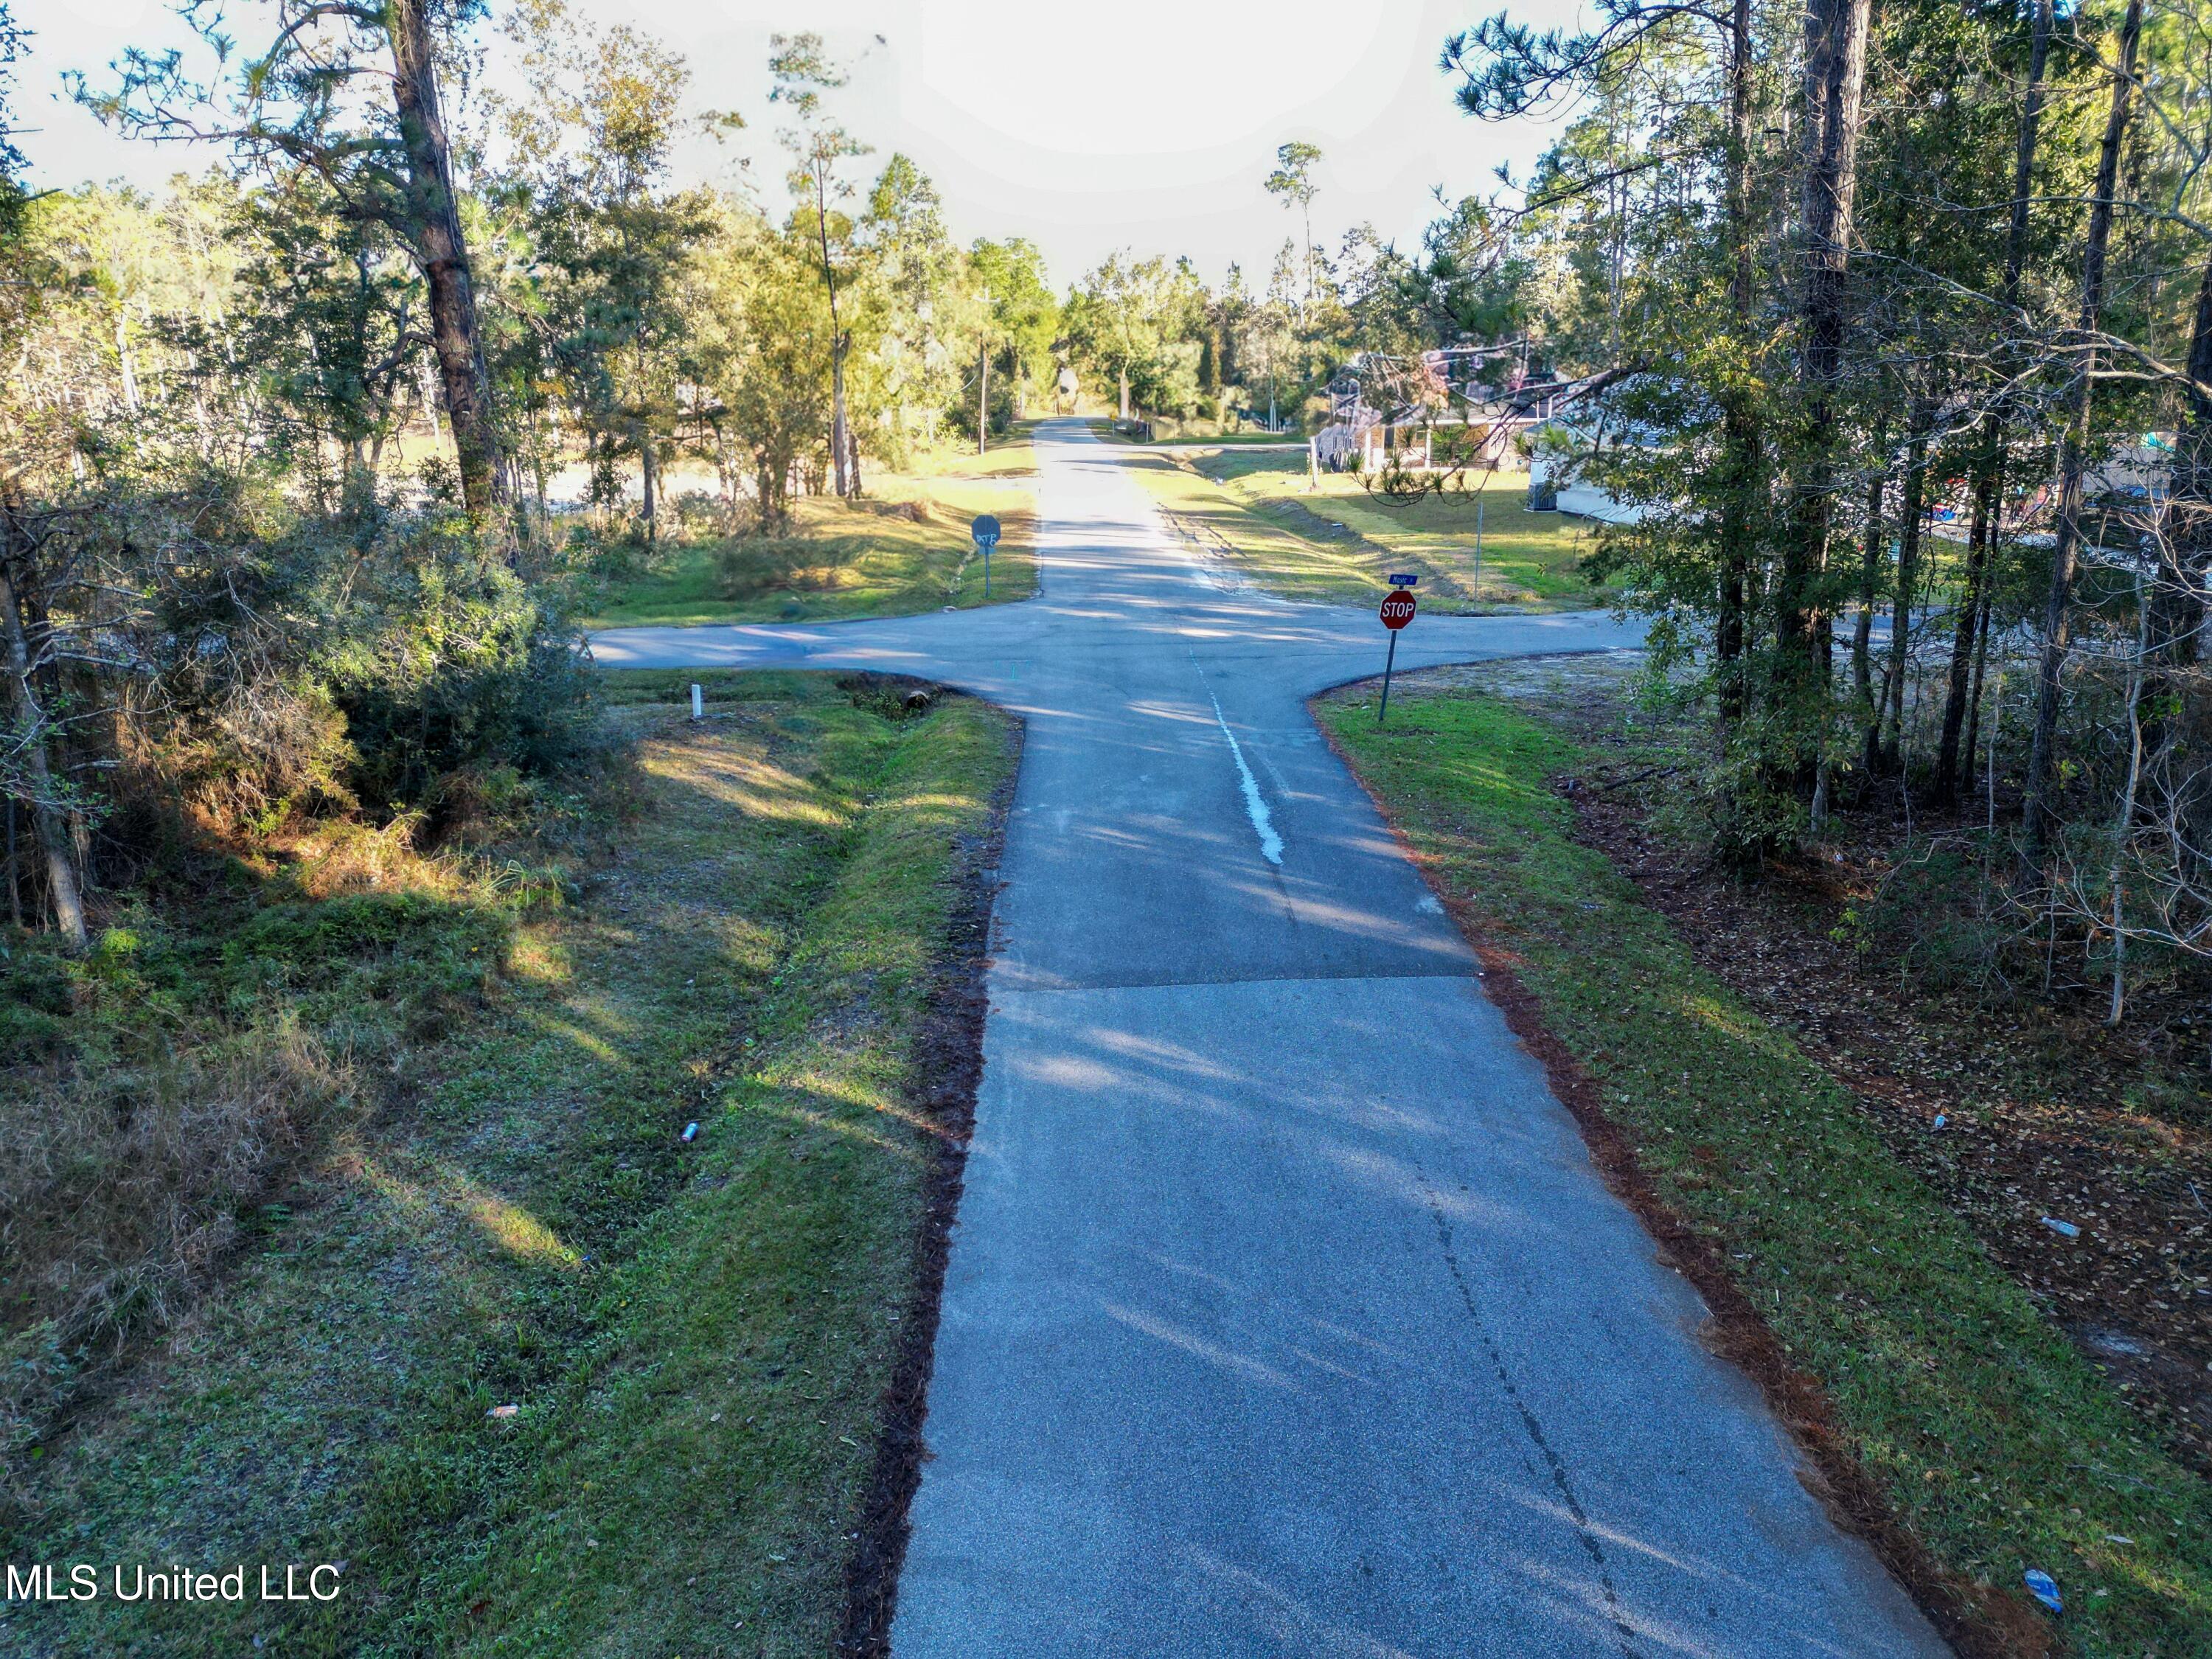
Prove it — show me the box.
[1380,590,1417,630]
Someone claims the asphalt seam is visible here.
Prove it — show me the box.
[989,967,1481,995]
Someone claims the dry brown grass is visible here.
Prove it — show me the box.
[0,1018,355,1522]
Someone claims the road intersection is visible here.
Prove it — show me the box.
[590,420,1946,1658]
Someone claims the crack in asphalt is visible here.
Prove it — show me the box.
[1419,1169,1643,1659]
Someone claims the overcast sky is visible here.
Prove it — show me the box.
[13,0,1586,292]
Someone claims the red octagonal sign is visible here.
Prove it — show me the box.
[1380,591,1417,630]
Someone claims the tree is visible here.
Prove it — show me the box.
[770,32,871,498]
[1064,252,1205,422]
[863,153,967,462]
[229,170,428,510]
[82,0,509,522]
[1775,0,1874,719]
[497,0,709,538]
[2023,0,2144,856]
[686,208,833,532]
[969,237,1059,422]
[1932,0,2055,799]
[1264,140,1323,313]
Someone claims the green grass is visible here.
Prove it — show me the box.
[1085,414,1303,445]
[4,672,1016,1658]
[1124,445,1611,612]
[902,425,1038,478]
[1317,679,2212,1657]
[581,474,1037,630]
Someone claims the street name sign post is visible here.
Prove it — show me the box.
[971,513,1002,597]
[1377,574,1417,724]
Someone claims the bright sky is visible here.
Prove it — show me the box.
[13,0,1585,291]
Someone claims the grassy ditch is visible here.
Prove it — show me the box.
[582,476,1038,630]
[3,671,1017,1658]
[1315,677,2212,1658]
[1123,444,1607,612]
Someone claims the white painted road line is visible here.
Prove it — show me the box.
[1208,691,1284,867]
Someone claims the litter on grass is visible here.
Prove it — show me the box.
[2039,1216,2080,1238]
[2024,1568,2062,1615]
[682,1121,700,1142]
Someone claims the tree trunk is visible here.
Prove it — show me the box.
[1119,364,1131,422]
[1962,578,1995,773]
[639,416,657,539]
[978,337,989,457]
[389,0,502,523]
[2024,0,2141,860]
[1854,436,1889,776]
[1777,0,1874,703]
[1939,0,2049,800]
[1933,472,1995,801]
[0,550,86,950]
[115,307,141,414]
[830,341,851,498]
[2138,223,2212,765]
[5,796,21,929]
[1714,0,1759,729]
[1882,430,1928,766]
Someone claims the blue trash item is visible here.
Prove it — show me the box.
[2024,1568,2062,1615]
[682,1121,700,1143]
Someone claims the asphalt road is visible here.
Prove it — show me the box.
[590,420,1947,1658]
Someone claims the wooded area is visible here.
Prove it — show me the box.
[1441,0,2212,1042]
[2,0,2209,1234]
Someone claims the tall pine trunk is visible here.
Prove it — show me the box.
[1934,476,1996,800]
[1937,0,2051,799]
[1777,0,1873,719]
[2138,211,2212,765]
[390,0,502,522]
[1854,425,1890,776]
[1882,423,1929,767]
[1715,0,1759,728]
[2023,0,2141,859]
[810,157,852,500]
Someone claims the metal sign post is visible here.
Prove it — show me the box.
[970,513,1002,598]
[1377,574,1417,723]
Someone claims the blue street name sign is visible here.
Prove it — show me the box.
[971,514,1003,597]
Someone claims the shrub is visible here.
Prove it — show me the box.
[316,527,599,818]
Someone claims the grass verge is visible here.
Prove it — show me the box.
[3,670,1018,1659]
[581,475,1037,630]
[1121,444,1607,612]
[1315,674,2212,1659]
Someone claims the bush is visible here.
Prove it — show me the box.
[316,525,599,817]
[1846,842,2014,995]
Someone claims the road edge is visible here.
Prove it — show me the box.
[838,685,1026,1657]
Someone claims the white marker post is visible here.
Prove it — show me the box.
[690,684,703,721]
